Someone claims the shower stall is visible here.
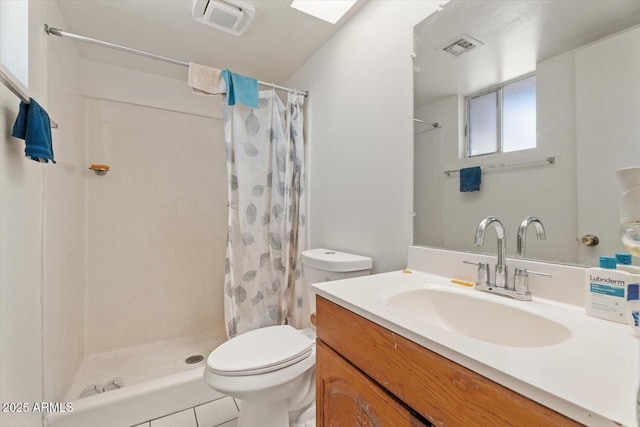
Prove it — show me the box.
[32,22,306,427]
[0,0,309,421]
[46,75,230,427]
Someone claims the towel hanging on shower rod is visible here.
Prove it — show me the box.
[44,25,309,98]
[0,64,58,129]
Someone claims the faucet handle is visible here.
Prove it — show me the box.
[514,267,551,297]
[514,267,551,277]
[527,270,552,278]
[463,261,490,285]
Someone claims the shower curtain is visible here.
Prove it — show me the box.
[223,91,306,338]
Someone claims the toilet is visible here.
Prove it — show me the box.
[204,248,372,427]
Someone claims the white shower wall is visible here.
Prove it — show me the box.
[82,64,228,353]
[44,15,87,403]
[11,46,230,411]
[1,1,88,421]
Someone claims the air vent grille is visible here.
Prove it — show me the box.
[209,6,241,29]
[192,0,255,36]
[441,34,483,57]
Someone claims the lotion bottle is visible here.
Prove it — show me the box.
[585,256,630,323]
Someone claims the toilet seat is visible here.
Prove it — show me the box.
[207,325,313,376]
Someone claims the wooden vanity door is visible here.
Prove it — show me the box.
[317,340,430,427]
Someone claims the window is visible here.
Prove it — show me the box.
[0,0,29,87]
[466,74,536,157]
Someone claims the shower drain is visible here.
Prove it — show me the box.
[185,354,204,364]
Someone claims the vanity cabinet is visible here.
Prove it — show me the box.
[317,341,430,426]
[316,296,581,427]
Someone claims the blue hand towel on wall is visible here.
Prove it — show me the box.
[11,98,55,163]
[460,166,481,192]
[222,69,259,108]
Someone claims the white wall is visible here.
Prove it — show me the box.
[79,60,222,121]
[413,51,579,264]
[41,2,87,404]
[287,1,441,273]
[81,61,227,354]
[576,26,640,266]
[534,51,579,263]
[413,96,458,247]
[1,0,86,424]
[0,86,45,427]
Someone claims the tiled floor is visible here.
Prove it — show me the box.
[133,396,239,427]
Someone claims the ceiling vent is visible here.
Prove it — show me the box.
[192,0,255,36]
[440,34,483,57]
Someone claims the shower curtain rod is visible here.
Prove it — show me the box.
[44,25,309,97]
[413,118,439,128]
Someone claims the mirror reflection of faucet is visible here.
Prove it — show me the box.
[517,216,546,257]
[515,216,551,299]
[464,216,551,301]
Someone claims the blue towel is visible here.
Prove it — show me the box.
[222,69,259,108]
[460,166,481,192]
[11,98,55,163]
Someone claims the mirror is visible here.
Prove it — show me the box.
[413,0,640,266]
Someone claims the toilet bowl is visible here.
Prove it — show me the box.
[204,325,316,427]
[204,249,372,427]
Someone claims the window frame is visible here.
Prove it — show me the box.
[464,72,536,158]
[0,0,29,88]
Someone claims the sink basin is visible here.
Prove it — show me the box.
[385,287,572,347]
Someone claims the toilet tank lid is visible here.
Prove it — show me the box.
[301,248,372,272]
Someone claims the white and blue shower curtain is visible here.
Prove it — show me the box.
[223,91,306,338]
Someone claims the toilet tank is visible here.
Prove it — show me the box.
[301,248,372,315]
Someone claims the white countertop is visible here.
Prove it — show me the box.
[313,268,639,426]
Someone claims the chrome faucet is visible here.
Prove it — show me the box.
[466,216,551,301]
[517,216,546,257]
[514,216,551,299]
[474,216,507,289]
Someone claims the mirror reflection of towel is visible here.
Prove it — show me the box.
[460,166,481,192]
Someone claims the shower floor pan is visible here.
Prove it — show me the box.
[47,330,227,427]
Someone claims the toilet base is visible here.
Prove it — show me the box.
[290,405,315,427]
[236,399,289,427]
[235,392,316,427]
